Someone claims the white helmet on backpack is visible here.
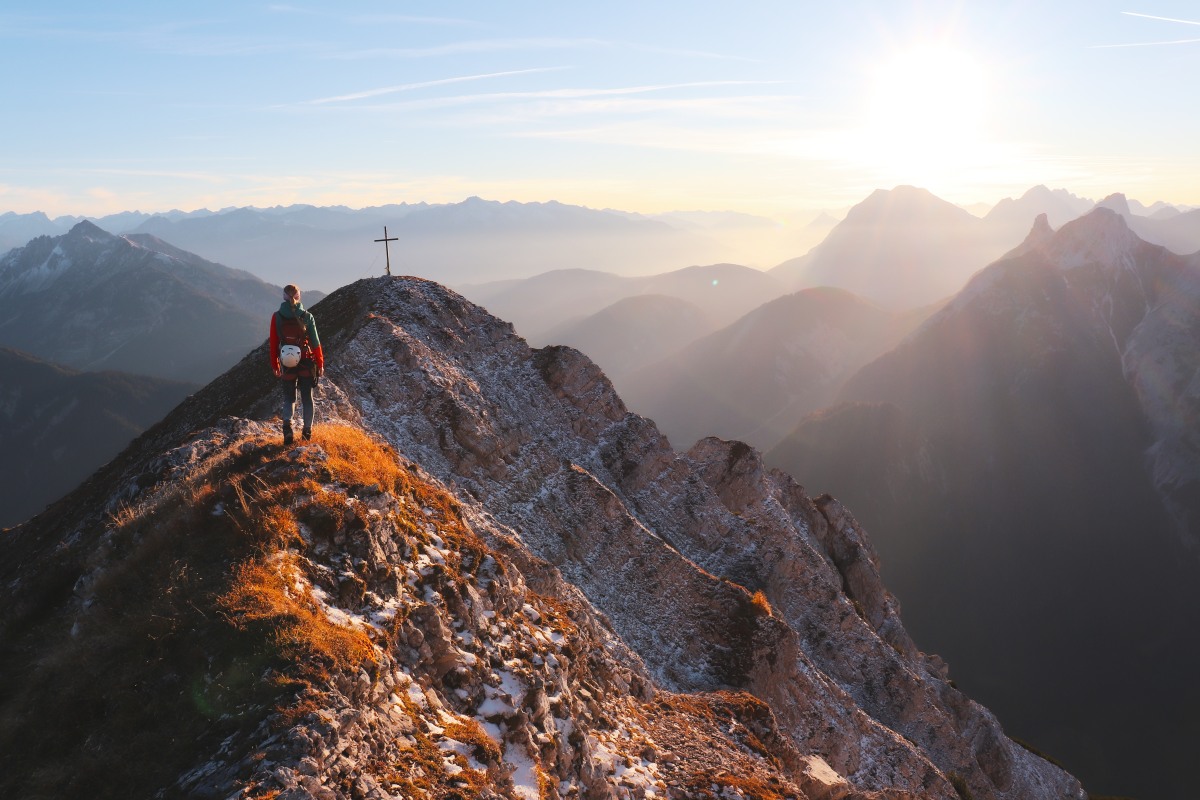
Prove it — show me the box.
[280,344,302,368]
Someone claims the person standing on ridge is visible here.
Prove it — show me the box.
[269,284,324,444]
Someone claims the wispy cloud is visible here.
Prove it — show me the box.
[327,37,608,59]
[295,82,796,128]
[304,67,569,104]
[326,36,750,62]
[268,5,477,26]
[306,80,788,109]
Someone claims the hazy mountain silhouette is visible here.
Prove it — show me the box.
[620,287,936,451]
[770,186,1016,309]
[541,293,716,382]
[768,210,1200,799]
[1091,192,1200,256]
[0,347,193,527]
[981,185,1095,236]
[0,210,62,253]
[128,198,734,291]
[461,262,786,344]
[0,222,286,382]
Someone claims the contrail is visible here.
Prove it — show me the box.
[1092,11,1200,47]
[1122,11,1200,26]
[308,67,566,104]
[1093,36,1200,48]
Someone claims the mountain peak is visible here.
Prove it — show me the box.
[1023,212,1056,246]
[0,224,284,380]
[1050,206,1136,256]
[845,185,968,224]
[1097,192,1132,217]
[64,218,115,242]
[991,206,1150,280]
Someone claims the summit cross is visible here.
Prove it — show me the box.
[374,226,399,276]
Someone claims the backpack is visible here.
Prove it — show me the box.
[276,312,313,376]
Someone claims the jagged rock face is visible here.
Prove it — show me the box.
[0,276,1085,799]
[315,277,1081,799]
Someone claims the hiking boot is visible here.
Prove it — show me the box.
[283,422,294,445]
[302,426,312,441]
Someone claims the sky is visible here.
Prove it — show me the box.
[1,1,1198,222]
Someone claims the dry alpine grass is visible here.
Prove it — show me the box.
[0,420,431,799]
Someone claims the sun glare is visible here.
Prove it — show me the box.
[857,43,992,185]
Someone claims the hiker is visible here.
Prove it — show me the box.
[269,284,324,444]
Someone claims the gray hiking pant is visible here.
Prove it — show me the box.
[282,375,315,431]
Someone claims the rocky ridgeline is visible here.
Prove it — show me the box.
[0,276,1086,799]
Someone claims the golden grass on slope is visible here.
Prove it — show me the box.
[218,554,376,677]
[0,420,428,799]
[750,589,774,618]
[312,422,402,491]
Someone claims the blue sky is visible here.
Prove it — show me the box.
[2,1,1198,219]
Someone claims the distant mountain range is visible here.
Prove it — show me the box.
[6,187,1194,298]
[0,347,194,527]
[0,200,785,293]
[448,187,1200,480]
[768,209,1200,799]
[772,185,1200,309]
[0,221,292,382]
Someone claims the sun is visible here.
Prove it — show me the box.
[857,43,993,184]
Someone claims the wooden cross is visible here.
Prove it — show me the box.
[374,226,399,276]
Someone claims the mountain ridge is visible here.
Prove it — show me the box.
[0,275,1084,799]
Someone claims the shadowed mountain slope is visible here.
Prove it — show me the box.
[0,347,194,527]
[769,210,1200,799]
[0,276,1083,800]
[541,293,716,383]
[621,287,936,451]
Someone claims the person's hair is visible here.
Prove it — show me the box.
[283,284,300,299]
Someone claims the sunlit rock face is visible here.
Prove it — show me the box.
[0,275,1084,799]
